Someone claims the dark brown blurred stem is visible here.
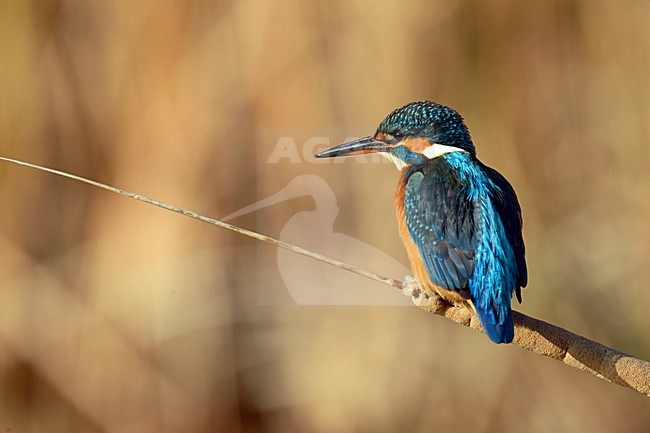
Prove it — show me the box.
[1,156,648,397]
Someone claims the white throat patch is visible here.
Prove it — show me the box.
[380,152,408,171]
[422,143,466,159]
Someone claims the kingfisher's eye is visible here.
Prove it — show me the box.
[383,133,403,143]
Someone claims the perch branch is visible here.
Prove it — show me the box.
[1,156,648,397]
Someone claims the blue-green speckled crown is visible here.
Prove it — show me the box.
[377,101,475,155]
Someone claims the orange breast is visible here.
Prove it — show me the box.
[394,171,466,303]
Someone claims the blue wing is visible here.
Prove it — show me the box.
[479,163,528,296]
[404,158,526,344]
[404,170,476,299]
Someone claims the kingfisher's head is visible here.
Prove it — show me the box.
[316,101,475,169]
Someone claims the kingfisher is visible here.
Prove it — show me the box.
[315,101,527,344]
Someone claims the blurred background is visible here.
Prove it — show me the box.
[1,0,649,431]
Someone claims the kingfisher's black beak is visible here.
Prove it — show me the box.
[315,136,387,158]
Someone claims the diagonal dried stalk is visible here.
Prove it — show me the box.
[1,156,648,397]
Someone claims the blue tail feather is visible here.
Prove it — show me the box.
[474,303,514,344]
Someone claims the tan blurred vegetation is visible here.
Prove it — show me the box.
[1,0,649,431]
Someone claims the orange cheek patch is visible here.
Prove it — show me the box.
[403,138,431,153]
